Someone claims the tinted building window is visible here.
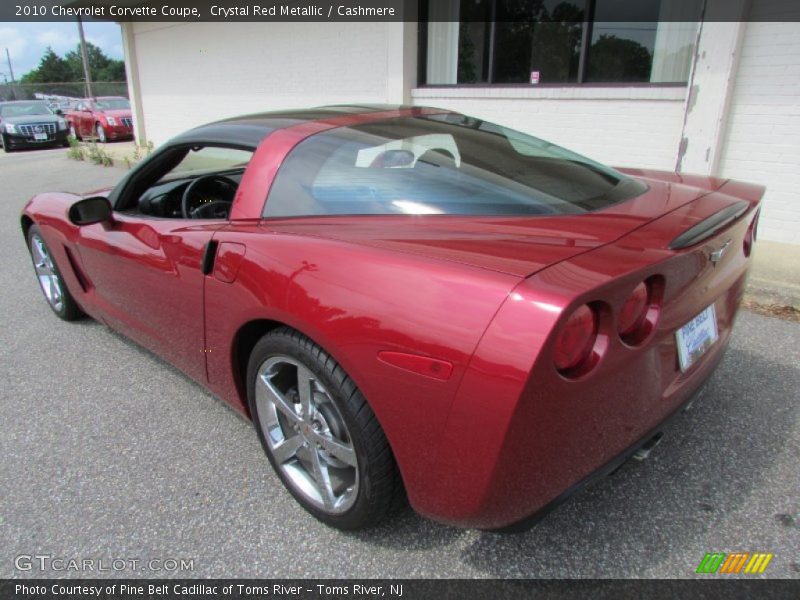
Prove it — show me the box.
[422,0,702,85]
[492,1,584,84]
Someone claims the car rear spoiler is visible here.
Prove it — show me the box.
[668,200,749,250]
[667,179,765,250]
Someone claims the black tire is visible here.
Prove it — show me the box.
[96,123,107,143]
[27,225,84,321]
[1,133,11,153]
[247,327,404,530]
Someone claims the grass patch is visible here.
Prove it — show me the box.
[66,136,85,161]
[86,141,114,166]
[123,141,155,169]
[66,137,114,167]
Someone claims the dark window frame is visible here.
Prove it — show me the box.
[418,0,700,88]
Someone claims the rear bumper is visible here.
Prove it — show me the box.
[415,312,735,530]
[493,347,725,532]
[406,196,758,529]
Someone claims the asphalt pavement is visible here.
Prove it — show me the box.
[1,147,798,578]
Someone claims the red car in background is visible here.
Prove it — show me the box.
[20,105,763,530]
[65,96,133,142]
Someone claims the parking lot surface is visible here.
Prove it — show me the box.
[1,148,798,578]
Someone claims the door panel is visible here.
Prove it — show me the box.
[75,214,225,383]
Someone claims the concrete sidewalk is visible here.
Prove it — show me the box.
[746,240,800,309]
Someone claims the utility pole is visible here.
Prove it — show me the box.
[5,48,15,82]
[76,17,94,99]
[5,48,16,99]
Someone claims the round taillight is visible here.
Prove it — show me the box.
[618,282,649,338]
[554,304,597,373]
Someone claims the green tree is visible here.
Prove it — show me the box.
[97,60,126,81]
[20,43,126,84]
[587,35,653,82]
[20,47,73,83]
[64,42,126,82]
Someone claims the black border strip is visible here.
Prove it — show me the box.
[669,201,749,250]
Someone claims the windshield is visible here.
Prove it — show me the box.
[264,114,647,218]
[95,98,130,110]
[0,102,53,117]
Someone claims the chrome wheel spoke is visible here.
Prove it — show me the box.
[256,354,359,515]
[296,366,315,419]
[311,431,357,467]
[30,234,64,312]
[32,237,46,263]
[258,373,302,425]
[35,261,50,277]
[272,434,304,465]
[48,276,60,302]
[309,447,336,510]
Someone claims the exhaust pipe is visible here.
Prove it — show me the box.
[633,432,664,461]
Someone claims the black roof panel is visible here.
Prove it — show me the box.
[170,105,418,148]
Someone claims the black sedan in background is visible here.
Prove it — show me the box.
[0,101,70,152]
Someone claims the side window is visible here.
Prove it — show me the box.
[119,145,254,218]
[164,146,253,179]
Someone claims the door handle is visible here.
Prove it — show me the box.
[201,240,218,275]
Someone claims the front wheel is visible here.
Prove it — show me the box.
[247,327,404,530]
[69,123,79,140]
[1,133,11,153]
[27,225,84,321]
[96,123,107,143]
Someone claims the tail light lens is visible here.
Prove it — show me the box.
[618,282,649,338]
[618,276,663,346]
[744,210,759,257]
[554,304,598,374]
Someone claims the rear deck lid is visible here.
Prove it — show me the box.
[264,175,723,277]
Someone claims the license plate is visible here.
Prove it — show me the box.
[33,133,48,140]
[675,304,718,372]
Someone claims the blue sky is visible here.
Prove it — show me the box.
[0,21,124,81]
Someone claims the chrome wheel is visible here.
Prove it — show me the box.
[255,355,359,514]
[30,233,64,313]
[69,124,77,139]
[96,124,106,143]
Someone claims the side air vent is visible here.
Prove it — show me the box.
[668,201,749,250]
[63,246,91,292]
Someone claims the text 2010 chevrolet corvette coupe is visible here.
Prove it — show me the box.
[21,105,763,530]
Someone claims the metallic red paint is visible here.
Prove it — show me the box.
[21,108,764,529]
[65,97,133,141]
[377,351,455,381]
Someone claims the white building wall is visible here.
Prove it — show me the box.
[718,1,800,244]
[125,21,411,144]
[411,87,688,170]
[123,13,799,244]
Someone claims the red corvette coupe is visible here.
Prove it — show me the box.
[21,105,763,530]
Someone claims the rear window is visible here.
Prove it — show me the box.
[263,114,646,218]
[95,98,130,110]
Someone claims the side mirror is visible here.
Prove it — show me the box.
[68,196,113,226]
[54,108,63,116]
